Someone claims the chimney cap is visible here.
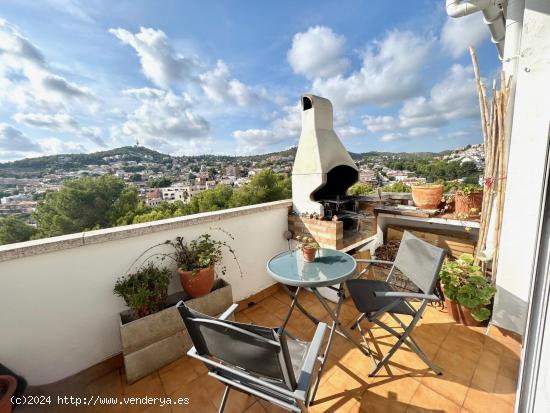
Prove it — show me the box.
[301,94,333,112]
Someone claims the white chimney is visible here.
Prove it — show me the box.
[292,94,358,216]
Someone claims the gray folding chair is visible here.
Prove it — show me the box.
[177,301,327,413]
[346,231,446,377]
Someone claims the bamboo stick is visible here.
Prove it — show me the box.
[491,75,511,281]
[476,81,497,264]
[470,47,511,277]
[492,90,504,260]
[474,78,494,248]
[470,47,490,143]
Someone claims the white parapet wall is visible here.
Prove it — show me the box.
[0,200,292,385]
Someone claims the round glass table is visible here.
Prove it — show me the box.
[267,248,357,288]
[266,248,370,402]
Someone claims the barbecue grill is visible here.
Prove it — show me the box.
[291,94,372,232]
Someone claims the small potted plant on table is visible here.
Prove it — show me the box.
[439,253,496,326]
[296,235,320,262]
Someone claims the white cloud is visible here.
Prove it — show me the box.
[137,135,214,156]
[447,130,471,139]
[380,132,406,142]
[312,30,433,108]
[232,104,301,153]
[287,26,349,79]
[362,115,400,132]
[232,102,364,152]
[199,60,257,106]
[0,19,96,110]
[109,27,199,89]
[0,19,45,70]
[399,64,478,128]
[79,127,106,147]
[409,127,438,137]
[270,104,301,139]
[337,125,365,139]
[110,26,260,111]
[37,137,88,155]
[0,123,43,160]
[13,112,106,147]
[115,88,209,150]
[0,123,41,152]
[441,14,488,58]
[232,129,277,152]
[13,112,79,130]
[42,0,94,23]
[0,129,90,159]
[363,64,479,142]
[40,74,94,101]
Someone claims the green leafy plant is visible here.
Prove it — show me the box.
[295,235,319,250]
[381,181,411,193]
[439,253,496,321]
[114,263,171,318]
[457,183,482,196]
[437,180,482,195]
[125,228,242,282]
[347,182,374,196]
[170,232,241,278]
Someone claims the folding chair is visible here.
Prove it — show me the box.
[177,301,327,413]
[346,231,446,377]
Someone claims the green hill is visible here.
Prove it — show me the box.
[0,145,454,178]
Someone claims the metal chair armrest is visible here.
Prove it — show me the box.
[187,346,198,358]
[373,291,440,301]
[185,303,238,358]
[176,300,239,321]
[294,322,327,401]
[218,303,239,320]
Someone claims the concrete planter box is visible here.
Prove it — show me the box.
[119,279,232,383]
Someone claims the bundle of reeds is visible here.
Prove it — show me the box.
[469,47,511,280]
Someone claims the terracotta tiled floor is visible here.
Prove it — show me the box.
[22,286,521,413]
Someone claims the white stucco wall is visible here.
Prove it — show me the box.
[492,0,550,335]
[0,200,291,385]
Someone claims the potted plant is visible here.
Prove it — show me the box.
[170,233,241,298]
[411,184,444,209]
[114,263,171,318]
[296,235,319,262]
[439,253,496,326]
[454,184,483,218]
[114,232,237,383]
[114,263,186,384]
[0,375,17,413]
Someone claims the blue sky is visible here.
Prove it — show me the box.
[0,0,499,160]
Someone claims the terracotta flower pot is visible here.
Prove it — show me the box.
[444,296,483,327]
[411,184,444,209]
[0,375,17,413]
[178,265,215,298]
[454,191,483,218]
[302,246,317,262]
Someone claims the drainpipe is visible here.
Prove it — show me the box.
[446,0,525,262]
[479,0,524,262]
[445,0,506,58]
[445,0,490,16]
[502,0,524,134]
